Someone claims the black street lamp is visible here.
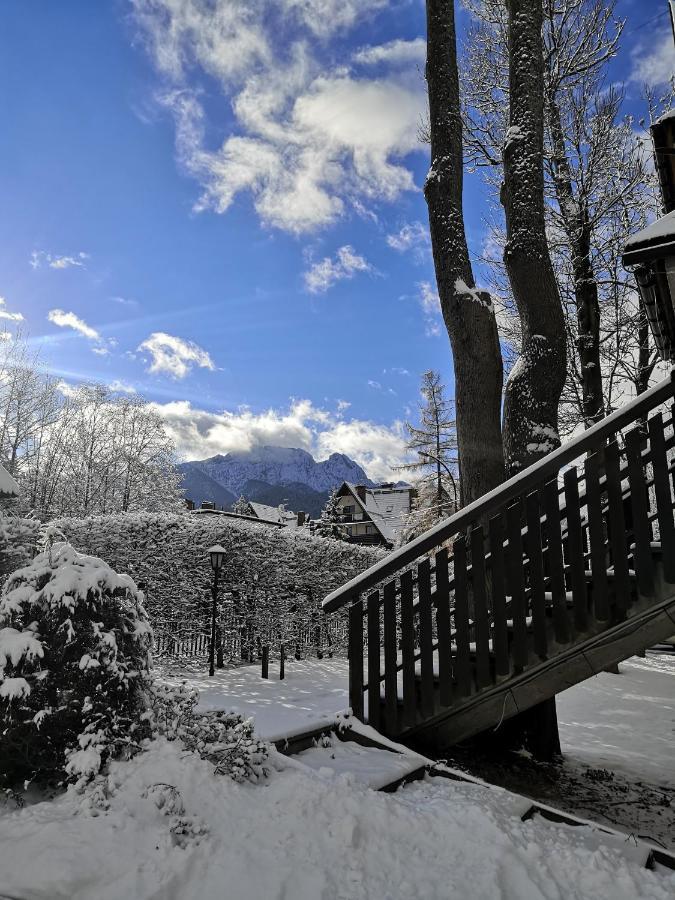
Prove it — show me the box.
[622,110,675,363]
[207,544,226,677]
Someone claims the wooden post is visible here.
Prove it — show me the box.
[279,643,285,680]
[261,645,269,679]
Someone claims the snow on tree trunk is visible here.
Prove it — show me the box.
[424,0,504,508]
[501,0,566,475]
[500,0,565,761]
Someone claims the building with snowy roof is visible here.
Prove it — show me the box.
[332,482,414,548]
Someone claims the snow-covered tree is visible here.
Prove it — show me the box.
[399,370,458,521]
[424,0,505,509]
[461,0,665,431]
[232,496,253,516]
[0,511,40,583]
[0,539,152,789]
[315,488,348,541]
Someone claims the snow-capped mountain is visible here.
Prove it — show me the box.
[185,446,375,496]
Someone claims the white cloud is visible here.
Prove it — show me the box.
[0,297,24,322]
[138,331,216,379]
[417,281,442,337]
[109,379,137,394]
[150,395,408,481]
[353,38,426,67]
[48,309,100,341]
[133,0,425,233]
[386,220,429,255]
[304,244,372,293]
[630,32,674,87]
[31,250,88,270]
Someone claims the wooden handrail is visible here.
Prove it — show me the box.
[323,370,675,612]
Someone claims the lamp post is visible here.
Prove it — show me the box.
[207,544,226,677]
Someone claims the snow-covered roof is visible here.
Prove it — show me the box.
[0,463,19,498]
[624,210,675,253]
[340,483,413,543]
[249,502,297,527]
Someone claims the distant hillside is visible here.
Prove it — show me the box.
[177,464,237,509]
[179,445,376,514]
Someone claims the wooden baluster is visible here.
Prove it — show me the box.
[506,501,528,670]
[525,490,548,659]
[434,548,453,707]
[348,597,364,720]
[417,559,435,718]
[626,426,655,597]
[367,591,381,732]
[584,451,609,621]
[452,536,472,697]
[383,581,399,734]
[400,571,417,727]
[470,526,492,688]
[604,440,631,612]
[488,514,510,677]
[648,412,675,583]
[543,479,570,643]
[564,467,588,632]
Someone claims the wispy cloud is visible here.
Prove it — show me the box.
[353,38,426,67]
[386,220,429,258]
[31,250,89,270]
[0,297,24,322]
[630,31,674,86]
[138,331,216,379]
[47,308,117,356]
[304,245,372,293]
[111,296,139,308]
[48,309,100,341]
[417,281,442,337]
[133,1,425,234]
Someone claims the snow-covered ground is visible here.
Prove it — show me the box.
[557,652,675,787]
[1,652,674,900]
[161,651,675,790]
[1,737,674,900]
[160,657,350,741]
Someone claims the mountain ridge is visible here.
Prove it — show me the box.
[177,445,376,516]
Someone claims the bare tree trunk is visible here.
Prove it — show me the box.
[425,0,504,508]
[501,0,566,760]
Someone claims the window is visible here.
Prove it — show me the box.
[365,524,374,534]
[343,504,355,514]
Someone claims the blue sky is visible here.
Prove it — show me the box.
[0,0,672,479]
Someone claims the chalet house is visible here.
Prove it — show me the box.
[0,462,19,501]
[333,482,414,548]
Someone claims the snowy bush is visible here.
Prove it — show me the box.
[0,511,40,583]
[54,512,385,658]
[0,540,153,789]
[147,681,270,783]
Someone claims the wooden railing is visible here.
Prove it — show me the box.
[323,370,675,733]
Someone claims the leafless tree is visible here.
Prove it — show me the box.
[424,0,504,510]
[398,370,459,540]
[462,0,666,433]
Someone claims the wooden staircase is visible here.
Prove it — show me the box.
[323,371,675,752]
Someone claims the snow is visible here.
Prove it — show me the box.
[454,277,494,310]
[1,736,674,900]
[624,209,675,251]
[557,652,675,788]
[158,658,350,741]
[0,462,19,497]
[1,655,675,898]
